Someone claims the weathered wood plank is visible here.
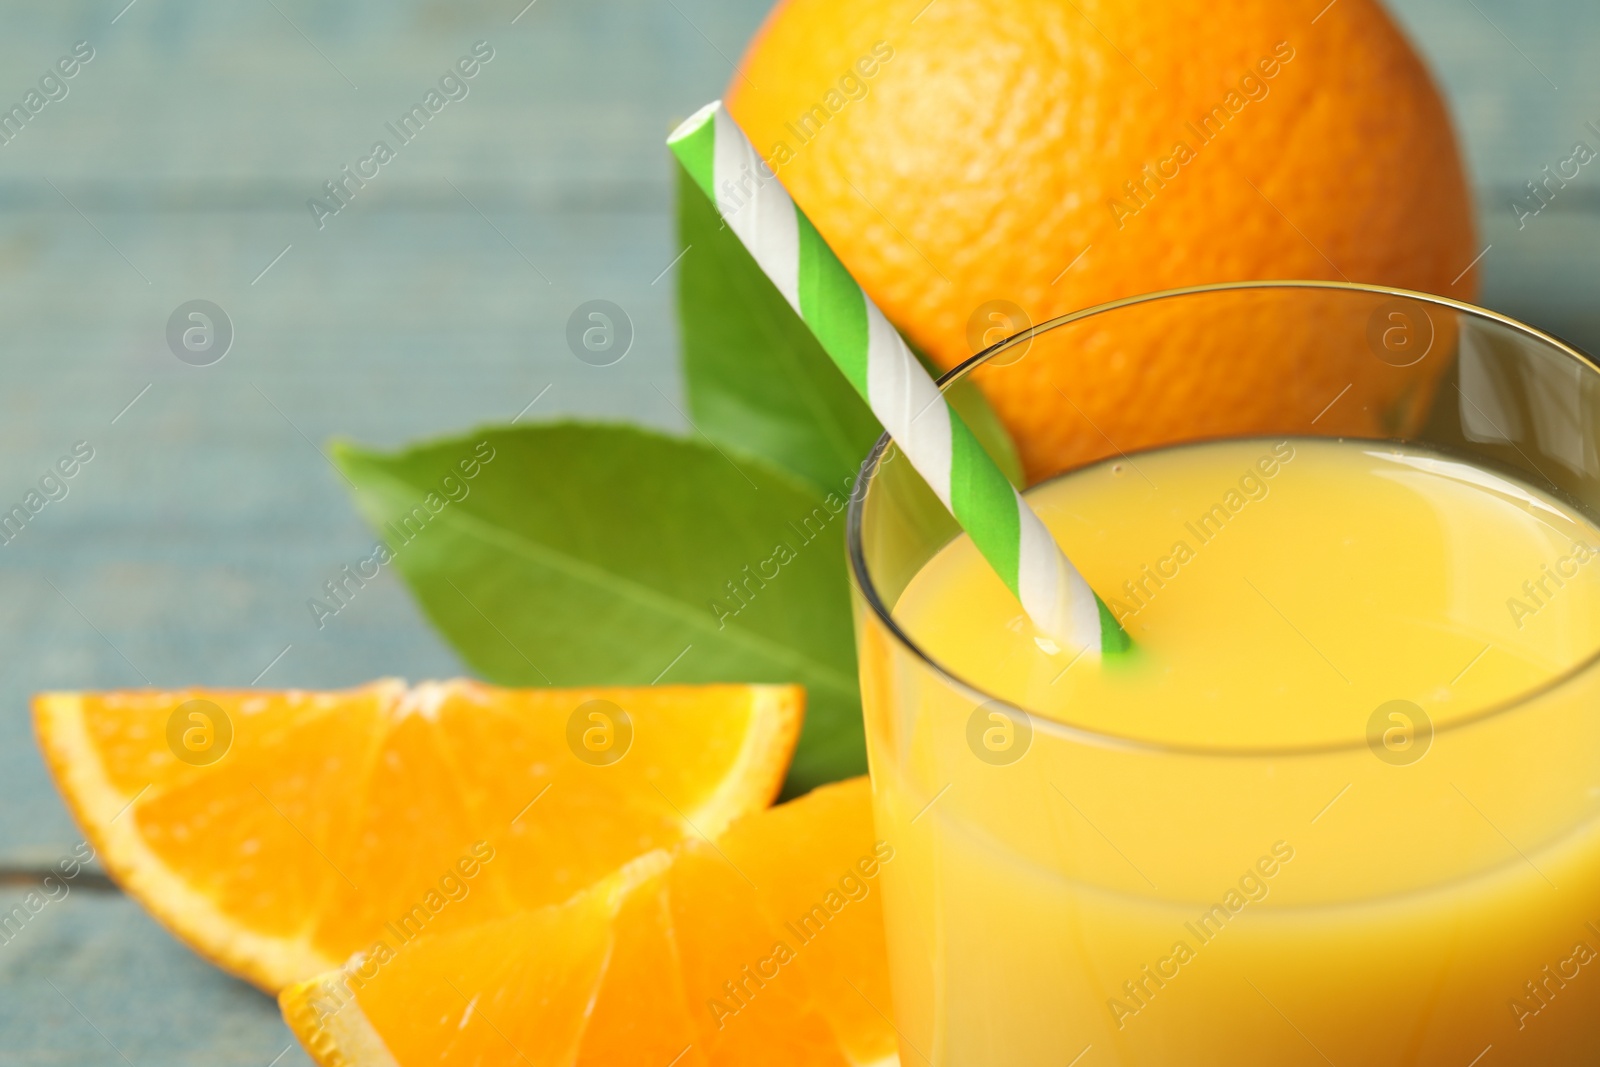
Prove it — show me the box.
[0,884,312,1066]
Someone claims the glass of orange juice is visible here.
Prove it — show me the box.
[848,282,1600,1066]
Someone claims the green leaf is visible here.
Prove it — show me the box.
[677,163,881,497]
[333,422,865,793]
[676,163,1025,490]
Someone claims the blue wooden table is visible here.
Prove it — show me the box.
[0,0,1596,1061]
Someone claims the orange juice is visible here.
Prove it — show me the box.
[865,437,1600,1065]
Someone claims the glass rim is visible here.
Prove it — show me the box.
[845,279,1600,760]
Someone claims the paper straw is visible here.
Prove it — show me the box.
[668,102,1129,656]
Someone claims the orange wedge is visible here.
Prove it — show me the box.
[33,679,802,992]
[281,776,899,1067]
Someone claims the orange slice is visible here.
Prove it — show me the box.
[281,776,899,1067]
[33,679,802,992]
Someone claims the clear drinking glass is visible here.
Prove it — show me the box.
[847,282,1600,1066]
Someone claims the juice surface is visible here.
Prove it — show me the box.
[896,438,1600,749]
[866,438,1600,1065]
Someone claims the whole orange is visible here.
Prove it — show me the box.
[727,0,1478,479]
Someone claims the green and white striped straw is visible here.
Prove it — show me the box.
[668,101,1129,656]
